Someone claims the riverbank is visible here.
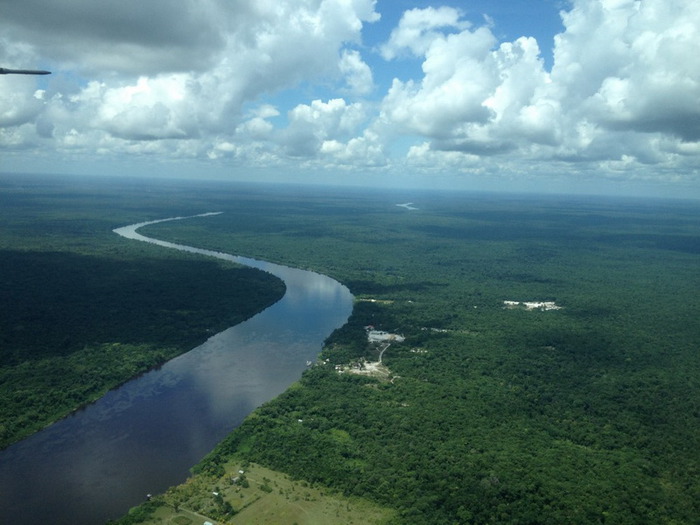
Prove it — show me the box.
[0,245,284,450]
[0,211,352,525]
[119,462,394,524]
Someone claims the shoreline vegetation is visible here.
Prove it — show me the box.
[1,174,698,524]
[0,253,284,450]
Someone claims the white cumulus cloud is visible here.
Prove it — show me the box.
[1,0,699,194]
[339,50,374,96]
[1,0,379,142]
[281,98,367,157]
[382,0,700,185]
[380,6,470,59]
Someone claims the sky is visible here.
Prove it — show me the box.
[1,0,699,198]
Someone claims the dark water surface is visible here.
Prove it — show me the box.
[0,213,353,524]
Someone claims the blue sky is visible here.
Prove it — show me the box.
[1,0,699,198]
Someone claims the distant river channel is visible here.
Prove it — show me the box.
[0,213,353,525]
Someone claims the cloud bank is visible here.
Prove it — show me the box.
[1,0,699,193]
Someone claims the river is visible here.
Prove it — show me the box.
[0,213,354,524]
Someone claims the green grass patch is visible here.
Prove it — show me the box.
[127,462,394,525]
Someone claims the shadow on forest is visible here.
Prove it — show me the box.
[0,249,284,365]
[414,223,700,254]
[597,233,700,254]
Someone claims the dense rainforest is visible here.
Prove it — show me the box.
[129,186,699,524]
[2,174,698,523]
[0,174,285,448]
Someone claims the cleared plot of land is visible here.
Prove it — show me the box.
[142,462,394,525]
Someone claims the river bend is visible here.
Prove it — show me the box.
[0,213,353,524]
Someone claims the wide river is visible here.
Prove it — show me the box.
[0,213,354,524]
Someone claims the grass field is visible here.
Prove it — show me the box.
[135,462,394,525]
